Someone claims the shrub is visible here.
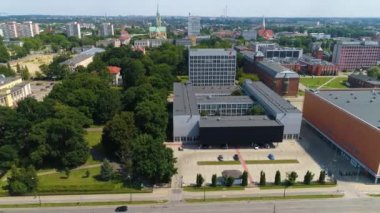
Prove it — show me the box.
[225,176,234,187]
[287,171,298,185]
[259,171,266,186]
[196,174,204,187]
[100,159,113,181]
[241,171,248,186]
[274,170,281,185]
[211,174,217,187]
[318,170,326,184]
[303,171,314,185]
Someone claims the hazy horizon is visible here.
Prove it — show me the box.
[1,0,380,18]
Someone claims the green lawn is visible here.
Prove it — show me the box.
[185,194,343,203]
[84,130,104,165]
[0,200,167,208]
[177,75,189,83]
[197,159,299,166]
[322,77,348,89]
[184,186,245,192]
[368,194,380,197]
[37,167,149,195]
[300,77,333,89]
[259,182,337,190]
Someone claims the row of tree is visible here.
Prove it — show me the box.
[259,170,327,186]
[195,172,249,188]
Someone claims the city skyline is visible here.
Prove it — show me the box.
[1,0,380,18]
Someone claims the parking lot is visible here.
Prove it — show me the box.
[30,80,56,101]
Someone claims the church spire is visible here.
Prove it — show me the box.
[262,16,266,30]
[156,4,162,27]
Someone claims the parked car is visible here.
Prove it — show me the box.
[178,146,183,151]
[264,144,270,149]
[115,205,128,212]
[268,154,275,160]
[233,154,239,161]
[218,155,224,161]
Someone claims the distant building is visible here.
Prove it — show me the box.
[242,29,257,41]
[96,38,121,48]
[149,6,167,39]
[348,72,380,88]
[3,40,24,47]
[299,56,339,76]
[119,28,131,45]
[0,76,32,107]
[175,38,193,48]
[17,21,34,38]
[60,47,105,71]
[134,39,164,48]
[188,16,201,37]
[303,89,380,184]
[189,49,236,86]
[251,42,303,59]
[310,33,331,40]
[332,41,380,71]
[257,17,273,40]
[66,22,81,39]
[0,21,18,39]
[107,66,123,86]
[99,23,114,37]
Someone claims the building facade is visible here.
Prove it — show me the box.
[0,76,32,107]
[332,41,380,71]
[149,6,167,39]
[299,56,340,76]
[303,89,380,183]
[189,49,236,86]
[348,73,380,88]
[99,23,114,37]
[188,16,201,37]
[242,30,257,41]
[66,22,81,39]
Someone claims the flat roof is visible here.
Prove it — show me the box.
[243,80,301,114]
[199,115,283,128]
[173,83,199,116]
[192,85,237,95]
[189,48,236,56]
[257,60,299,79]
[196,95,254,104]
[0,76,20,87]
[316,89,380,128]
[349,73,380,86]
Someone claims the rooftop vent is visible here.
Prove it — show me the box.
[346,100,350,103]
[335,97,338,99]
[217,117,221,121]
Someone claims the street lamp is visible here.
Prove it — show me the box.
[31,177,41,207]
[203,185,206,201]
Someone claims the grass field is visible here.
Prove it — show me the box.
[197,159,299,166]
[184,186,245,192]
[185,194,344,203]
[37,167,148,195]
[0,200,167,208]
[177,75,189,83]
[84,130,104,165]
[323,77,348,89]
[300,77,333,89]
[259,182,337,190]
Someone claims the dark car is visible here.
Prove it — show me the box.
[268,154,275,160]
[233,154,239,161]
[115,205,128,212]
[218,155,224,161]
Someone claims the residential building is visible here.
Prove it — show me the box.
[33,23,40,36]
[189,49,236,86]
[332,41,380,71]
[119,28,131,45]
[107,66,123,86]
[17,21,34,38]
[0,29,3,37]
[310,33,331,40]
[66,22,81,39]
[175,39,193,48]
[99,23,114,37]
[0,21,18,39]
[348,72,380,88]
[60,47,105,71]
[262,46,303,59]
[242,29,257,41]
[303,89,380,183]
[134,39,164,48]
[0,76,32,107]
[188,16,201,37]
[299,55,339,76]
[96,38,121,48]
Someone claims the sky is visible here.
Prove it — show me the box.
[1,0,380,17]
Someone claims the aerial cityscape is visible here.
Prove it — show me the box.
[1,0,380,212]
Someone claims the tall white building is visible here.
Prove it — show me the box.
[99,23,114,37]
[189,49,237,86]
[0,21,18,39]
[0,21,39,39]
[188,16,201,37]
[66,22,81,39]
[18,21,34,38]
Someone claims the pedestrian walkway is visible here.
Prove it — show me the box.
[236,149,254,184]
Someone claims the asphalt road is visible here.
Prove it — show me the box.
[2,198,380,213]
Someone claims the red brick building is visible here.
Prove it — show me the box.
[303,89,380,183]
[299,56,339,76]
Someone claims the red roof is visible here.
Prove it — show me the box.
[107,66,121,74]
[258,28,274,40]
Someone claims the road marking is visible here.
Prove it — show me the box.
[236,149,254,184]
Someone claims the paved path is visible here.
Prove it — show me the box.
[317,76,339,90]
[36,164,101,176]
[236,149,254,183]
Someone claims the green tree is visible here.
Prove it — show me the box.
[7,165,38,196]
[287,171,298,185]
[196,174,204,187]
[250,104,265,115]
[101,112,137,161]
[303,171,314,185]
[0,65,16,77]
[225,176,234,187]
[211,174,217,187]
[275,170,281,185]
[123,60,146,89]
[241,171,248,186]
[94,89,122,124]
[0,40,10,63]
[0,145,18,170]
[131,134,177,184]
[100,159,113,181]
[368,66,380,79]
[318,170,326,184]
[64,167,71,178]
[260,171,266,186]
[20,66,30,80]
